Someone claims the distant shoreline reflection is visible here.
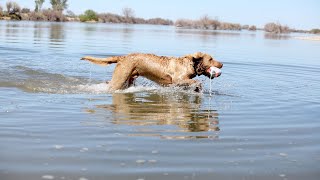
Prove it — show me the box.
[93,92,220,139]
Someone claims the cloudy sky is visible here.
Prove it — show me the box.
[0,0,319,29]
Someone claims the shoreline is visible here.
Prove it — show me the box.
[1,18,319,38]
[295,36,320,41]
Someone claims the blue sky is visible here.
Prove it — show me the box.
[1,0,319,30]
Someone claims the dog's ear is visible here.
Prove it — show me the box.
[185,52,205,62]
[185,52,206,75]
[192,52,204,59]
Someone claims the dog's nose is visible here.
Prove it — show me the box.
[220,63,223,68]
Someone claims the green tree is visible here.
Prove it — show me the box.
[79,9,98,22]
[35,0,45,12]
[50,0,68,12]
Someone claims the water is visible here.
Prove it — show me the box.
[1,21,320,180]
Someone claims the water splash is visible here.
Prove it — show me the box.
[209,69,214,96]
[0,65,223,95]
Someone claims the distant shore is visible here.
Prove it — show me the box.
[295,36,320,41]
[0,1,319,35]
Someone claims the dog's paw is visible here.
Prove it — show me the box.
[194,84,202,93]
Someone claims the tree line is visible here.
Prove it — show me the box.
[0,0,173,25]
[0,0,319,34]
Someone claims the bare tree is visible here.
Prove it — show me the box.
[66,10,75,18]
[264,22,290,34]
[12,2,21,13]
[0,5,3,16]
[6,1,13,13]
[6,1,20,14]
[122,7,135,23]
[199,15,211,29]
[249,25,257,31]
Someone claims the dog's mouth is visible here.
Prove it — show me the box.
[206,66,222,79]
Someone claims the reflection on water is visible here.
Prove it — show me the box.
[4,23,20,42]
[264,33,290,40]
[121,25,134,51]
[93,93,220,139]
[49,23,66,50]
[175,29,242,36]
[33,23,44,44]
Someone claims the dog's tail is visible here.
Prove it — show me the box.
[80,56,124,66]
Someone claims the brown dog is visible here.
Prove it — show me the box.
[81,52,223,91]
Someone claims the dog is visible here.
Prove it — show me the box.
[81,52,223,91]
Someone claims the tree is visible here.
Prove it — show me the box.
[12,2,21,13]
[6,1,20,14]
[199,15,211,29]
[249,25,256,31]
[50,0,68,12]
[6,1,13,13]
[264,22,290,34]
[66,10,75,18]
[21,8,31,13]
[79,9,98,22]
[310,29,320,34]
[0,5,3,16]
[35,0,45,12]
[122,7,134,23]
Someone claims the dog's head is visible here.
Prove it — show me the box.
[186,52,223,79]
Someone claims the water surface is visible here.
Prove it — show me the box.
[0,21,320,180]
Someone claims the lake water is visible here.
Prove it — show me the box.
[0,21,320,180]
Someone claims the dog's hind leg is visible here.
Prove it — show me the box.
[108,62,135,91]
[128,70,139,87]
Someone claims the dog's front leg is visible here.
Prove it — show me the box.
[175,79,202,92]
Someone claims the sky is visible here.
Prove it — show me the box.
[0,0,319,30]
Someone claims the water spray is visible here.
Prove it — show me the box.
[208,67,222,96]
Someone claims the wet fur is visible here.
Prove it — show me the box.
[81,52,223,91]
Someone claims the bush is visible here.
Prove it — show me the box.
[310,29,320,34]
[98,13,124,23]
[242,25,249,30]
[175,19,193,27]
[264,22,290,34]
[42,9,66,21]
[147,18,173,25]
[27,11,46,21]
[219,22,241,30]
[79,9,98,22]
[175,16,243,31]
[21,8,31,13]
[249,25,257,31]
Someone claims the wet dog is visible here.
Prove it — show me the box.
[81,52,223,91]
